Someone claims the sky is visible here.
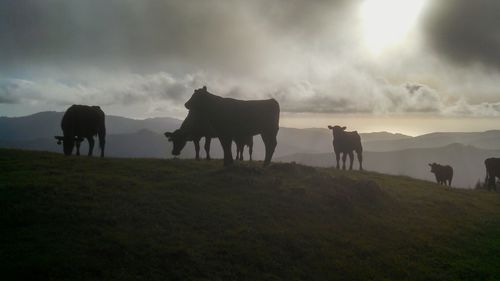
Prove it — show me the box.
[1,0,500,135]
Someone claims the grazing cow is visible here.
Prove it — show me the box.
[328,125,363,170]
[235,135,253,161]
[185,86,280,166]
[164,110,214,160]
[54,105,106,157]
[485,158,500,191]
[428,163,453,186]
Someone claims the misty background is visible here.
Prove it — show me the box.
[2,111,500,189]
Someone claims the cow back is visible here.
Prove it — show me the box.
[62,105,105,137]
[333,131,362,153]
[192,95,280,137]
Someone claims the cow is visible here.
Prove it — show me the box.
[428,163,453,187]
[184,86,280,166]
[485,158,500,191]
[235,135,253,161]
[54,105,106,157]
[328,125,363,170]
[164,110,214,160]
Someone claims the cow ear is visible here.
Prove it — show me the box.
[342,126,347,130]
[164,132,172,138]
[327,125,333,129]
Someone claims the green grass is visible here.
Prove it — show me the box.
[1,148,500,280]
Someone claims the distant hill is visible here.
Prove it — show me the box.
[2,149,500,280]
[0,111,182,140]
[2,111,500,175]
[277,143,500,188]
[363,130,500,151]
[0,112,412,158]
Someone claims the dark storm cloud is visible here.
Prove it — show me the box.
[0,0,353,74]
[424,0,500,69]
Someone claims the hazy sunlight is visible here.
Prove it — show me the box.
[361,0,428,55]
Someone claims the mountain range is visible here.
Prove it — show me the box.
[2,111,500,188]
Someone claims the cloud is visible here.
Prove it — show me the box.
[1,0,499,120]
[0,0,354,76]
[423,0,500,69]
[2,70,500,118]
[0,73,202,108]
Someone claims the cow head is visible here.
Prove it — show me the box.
[54,135,84,156]
[185,86,208,110]
[327,125,347,138]
[428,163,438,173]
[164,129,188,156]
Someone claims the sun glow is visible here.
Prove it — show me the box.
[360,0,428,55]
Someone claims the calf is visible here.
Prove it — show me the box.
[485,158,500,191]
[428,163,453,186]
[328,125,363,170]
[235,135,253,161]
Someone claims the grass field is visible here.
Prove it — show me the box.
[1,148,500,280]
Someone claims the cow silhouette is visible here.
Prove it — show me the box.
[428,163,453,186]
[235,135,253,161]
[54,105,106,157]
[185,86,279,166]
[485,158,500,191]
[328,125,363,170]
[164,110,214,160]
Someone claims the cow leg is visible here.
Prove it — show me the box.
[235,143,242,161]
[262,133,277,166]
[356,149,363,171]
[76,140,81,156]
[240,145,245,161]
[249,143,253,161]
[98,132,105,158]
[219,137,233,166]
[87,136,95,156]
[341,153,347,170]
[490,175,497,191]
[194,139,201,160]
[204,137,211,160]
[348,151,354,170]
[335,152,340,169]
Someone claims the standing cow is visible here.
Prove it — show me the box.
[485,158,500,191]
[428,163,453,186]
[328,125,363,170]
[185,86,280,166]
[164,110,214,160]
[54,105,106,157]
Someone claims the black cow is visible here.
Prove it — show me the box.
[54,105,106,157]
[485,158,500,191]
[185,86,280,166]
[164,110,214,160]
[235,135,253,161]
[328,125,363,170]
[428,163,453,186]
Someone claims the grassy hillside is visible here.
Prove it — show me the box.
[277,143,500,188]
[1,149,500,280]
